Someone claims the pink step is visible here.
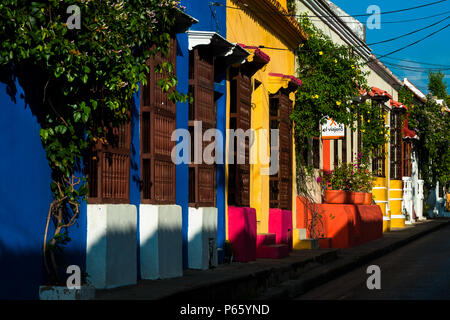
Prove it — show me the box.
[257,233,276,248]
[256,244,289,259]
[269,209,293,251]
[227,206,257,262]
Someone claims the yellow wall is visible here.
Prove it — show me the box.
[226,0,299,233]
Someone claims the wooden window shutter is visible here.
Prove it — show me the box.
[140,38,177,204]
[228,67,252,207]
[189,47,216,207]
[269,90,292,211]
[88,121,131,204]
[390,110,402,180]
[312,137,320,169]
[371,102,386,177]
[342,129,347,163]
[403,140,412,177]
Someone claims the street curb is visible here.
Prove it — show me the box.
[161,250,339,300]
[257,220,450,299]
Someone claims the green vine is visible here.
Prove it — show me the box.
[0,0,187,284]
[399,83,450,191]
[292,14,370,166]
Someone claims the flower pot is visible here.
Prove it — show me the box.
[363,192,373,205]
[349,192,365,205]
[324,190,348,204]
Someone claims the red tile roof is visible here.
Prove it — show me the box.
[390,99,407,110]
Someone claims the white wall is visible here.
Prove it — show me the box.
[139,204,183,280]
[86,204,137,289]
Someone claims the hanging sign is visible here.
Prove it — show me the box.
[321,117,345,140]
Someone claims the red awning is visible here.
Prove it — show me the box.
[360,86,393,100]
[390,99,407,110]
[402,116,418,140]
[269,73,303,87]
[237,44,271,64]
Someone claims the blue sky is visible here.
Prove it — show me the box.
[330,0,450,95]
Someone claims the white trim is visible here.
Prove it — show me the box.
[389,198,403,201]
[374,200,388,203]
[186,31,250,64]
[390,215,405,219]
[383,216,391,221]
[372,187,387,190]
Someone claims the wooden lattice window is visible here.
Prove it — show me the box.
[269,89,292,211]
[333,139,339,167]
[403,140,412,177]
[342,129,347,163]
[228,66,252,207]
[371,101,386,177]
[140,38,177,204]
[390,109,403,180]
[88,122,131,204]
[188,47,216,207]
[312,136,320,169]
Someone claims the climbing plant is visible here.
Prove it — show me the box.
[399,84,450,191]
[0,0,187,284]
[292,14,370,166]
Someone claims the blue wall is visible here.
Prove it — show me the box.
[181,0,227,263]
[0,79,86,299]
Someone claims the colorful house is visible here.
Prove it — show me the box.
[225,0,306,258]
[293,0,411,236]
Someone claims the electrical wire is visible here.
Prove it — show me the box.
[376,56,450,68]
[366,16,450,46]
[376,23,450,59]
[213,0,447,19]
[307,10,450,24]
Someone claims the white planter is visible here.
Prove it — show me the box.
[39,285,95,300]
[188,207,218,270]
[139,204,183,280]
[86,204,137,289]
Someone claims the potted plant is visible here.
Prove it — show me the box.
[319,163,353,204]
[348,161,365,205]
[348,158,375,205]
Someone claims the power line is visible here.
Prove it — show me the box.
[366,16,450,46]
[376,23,450,59]
[378,56,450,68]
[307,10,450,24]
[382,61,450,73]
[214,0,447,19]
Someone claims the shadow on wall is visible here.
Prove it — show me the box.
[0,66,86,299]
[86,205,138,289]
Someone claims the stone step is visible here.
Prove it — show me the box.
[256,244,289,259]
[256,233,276,248]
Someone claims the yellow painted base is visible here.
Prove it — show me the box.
[293,239,318,250]
[292,228,307,250]
[383,219,391,232]
[390,217,406,228]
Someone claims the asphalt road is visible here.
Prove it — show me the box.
[296,224,450,300]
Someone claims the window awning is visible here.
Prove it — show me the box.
[187,31,247,57]
[235,44,271,75]
[173,9,198,34]
[360,86,393,100]
[390,99,407,110]
[402,116,419,140]
[268,73,302,98]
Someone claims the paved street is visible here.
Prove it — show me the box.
[296,224,450,300]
